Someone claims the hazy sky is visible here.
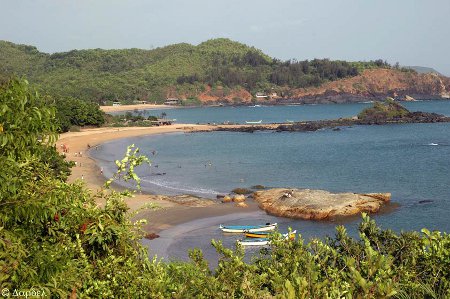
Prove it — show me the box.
[1,0,449,75]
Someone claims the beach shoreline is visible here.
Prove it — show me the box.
[56,124,259,233]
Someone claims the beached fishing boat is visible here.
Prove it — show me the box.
[219,223,277,233]
[245,120,262,124]
[238,230,297,246]
[245,230,297,239]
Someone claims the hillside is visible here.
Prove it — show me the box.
[284,68,450,104]
[1,39,449,105]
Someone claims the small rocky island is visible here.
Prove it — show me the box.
[253,188,391,220]
[215,98,450,133]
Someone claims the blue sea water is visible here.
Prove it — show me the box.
[116,100,450,124]
[92,101,450,261]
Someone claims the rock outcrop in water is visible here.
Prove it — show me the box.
[253,188,391,220]
[213,99,450,133]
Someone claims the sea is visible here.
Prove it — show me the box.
[91,100,450,263]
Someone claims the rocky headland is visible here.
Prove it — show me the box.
[197,69,450,105]
[253,188,391,220]
[213,99,450,133]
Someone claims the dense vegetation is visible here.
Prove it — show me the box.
[0,39,401,104]
[104,111,158,127]
[1,78,449,298]
[55,97,105,132]
[358,98,410,121]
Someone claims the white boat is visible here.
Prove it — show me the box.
[219,223,277,233]
[237,230,297,246]
[237,238,270,246]
[245,120,262,124]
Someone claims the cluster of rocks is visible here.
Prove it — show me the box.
[212,101,450,133]
[217,194,250,208]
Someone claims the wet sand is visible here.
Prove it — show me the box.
[56,124,259,233]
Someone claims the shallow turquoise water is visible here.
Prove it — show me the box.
[93,101,450,261]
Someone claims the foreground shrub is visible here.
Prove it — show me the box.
[1,78,449,298]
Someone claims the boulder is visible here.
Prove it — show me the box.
[253,188,391,220]
[232,188,253,194]
[233,194,246,203]
[235,202,249,208]
[404,95,416,101]
[222,195,232,203]
[144,233,160,240]
[251,185,266,190]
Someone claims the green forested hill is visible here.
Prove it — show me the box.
[0,38,390,104]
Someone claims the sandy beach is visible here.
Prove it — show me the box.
[100,104,174,113]
[57,124,260,233]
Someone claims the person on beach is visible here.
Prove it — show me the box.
[100,167,103,175]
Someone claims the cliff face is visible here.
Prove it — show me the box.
[186,69,450,105]
[196,86,253,105]
[287,69,450,104]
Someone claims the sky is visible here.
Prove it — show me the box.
[1,0,449,75]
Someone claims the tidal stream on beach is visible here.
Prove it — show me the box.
[91,101,450,263]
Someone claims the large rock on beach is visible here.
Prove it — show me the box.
[253,188,391,220]
[221,195,233,203]
[236,202,249,208]
[233,194,246,202]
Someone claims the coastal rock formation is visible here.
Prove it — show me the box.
[235,202,249,208]
[233,194,246,202]
[188,69,450,105]
[221,195,232,203]
[214,100,450,133]
[284,69,450,104]
[253,188,391,220]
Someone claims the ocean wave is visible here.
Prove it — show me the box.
[141,177,221,196]
[425,142,449,146]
